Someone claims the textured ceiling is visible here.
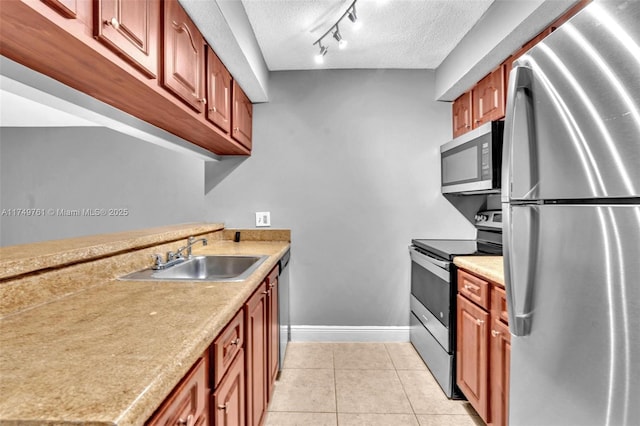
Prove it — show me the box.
[240,0,495,70]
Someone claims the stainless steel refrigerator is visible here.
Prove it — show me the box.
[502,1,640,425]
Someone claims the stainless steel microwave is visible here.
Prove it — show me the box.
[440,121,504,194]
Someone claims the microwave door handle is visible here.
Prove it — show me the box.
[503,65,537,202]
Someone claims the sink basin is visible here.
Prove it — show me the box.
[120,255,269,282]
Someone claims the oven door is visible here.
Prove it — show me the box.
[409,247,453,351]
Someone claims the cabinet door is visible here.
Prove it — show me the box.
[213,308,244,388]
[95,0,158,78]
[267,276,279,400]
[162,0,205,112]
[146,356,209,426]
[490,319,511,426]
[245,282,268,426]
[206,47,232,133]
[213,349,245,426]
[452,91,473,138]
[472,65,506,127]
[232,80,253,150]
[456,294,490,421]
[41,0,77,18]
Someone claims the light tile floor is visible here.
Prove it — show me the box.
[265,342,484,426]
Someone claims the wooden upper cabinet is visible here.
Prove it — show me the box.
[162,0,206,112]
[206,47,232,134]
[472,65,506,127]
[452,91,473,138]
[41,0,78,18]
[232,80,253,150]
[95,0,159,78]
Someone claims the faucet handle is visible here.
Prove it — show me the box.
[151,253,164,268]
[167,251,176,261]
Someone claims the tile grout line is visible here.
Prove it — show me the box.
[332,344,339,426]
[385,343,422,423]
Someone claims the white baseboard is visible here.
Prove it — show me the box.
[290,325,410,342]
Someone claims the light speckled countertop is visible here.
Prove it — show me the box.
[454,256,504,285]
[0,226,290,425]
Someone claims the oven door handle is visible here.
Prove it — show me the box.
[409,247,450,282]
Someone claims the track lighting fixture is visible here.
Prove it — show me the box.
[347,4,357,23]
[312,0,359,63]
[332,25,347,49]
[314,41,328,64]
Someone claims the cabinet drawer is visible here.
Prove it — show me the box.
[491,285,509,325]
[213,309,244,388]
[458,270,490,310]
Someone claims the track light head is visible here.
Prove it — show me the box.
[332,26,348,49]
[315,42,328,64]
[348,5,357,23]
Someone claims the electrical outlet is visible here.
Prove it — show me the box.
[255,212,271,227]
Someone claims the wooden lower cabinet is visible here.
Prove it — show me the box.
[457,294,490,420]
[245,281,268,426]
[146,355,209,426]
[266,268,279,401]
[490,318,511,426]
[457,269,511,426]
[213,349,245,426]
[147,264,281,426]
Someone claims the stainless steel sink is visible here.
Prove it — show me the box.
[120,255,269,282]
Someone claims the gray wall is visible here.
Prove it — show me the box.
[205,70,476,327]
[0,127,205,246]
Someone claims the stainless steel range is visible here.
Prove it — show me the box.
[409,211,502,398]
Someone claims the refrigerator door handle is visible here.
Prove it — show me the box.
[502,65,537,202]
[503,204,537,336]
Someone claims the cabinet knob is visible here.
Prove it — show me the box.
[464,284,472,291]
[476,319,485,325]
[208,106,217,113]
[105,17,120,30]
[269,283,275,289]
[233,127,239,133]
[230,338,240,346]
[262,290,269,295]
[491,330,501,337]
[197,98,207,104]
[217,403,228,412]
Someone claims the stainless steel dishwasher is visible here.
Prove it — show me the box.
[277,248,291,374]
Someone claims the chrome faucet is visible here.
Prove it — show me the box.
[175,236,208,259]
[151,236,208,270]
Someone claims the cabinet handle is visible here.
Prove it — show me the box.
[269,283,275,289]
[465,125,471,129]
[177,414,194,426]
[217,403,228,412]
[230,338,240,346]
[262,290,269,295]
[105,17,120,30]
[476,319,485,325]
[208,106,217,113]
[464,284,473,291]
[491,330,501,337]
[233,127,239,133]
[197,98,207,104]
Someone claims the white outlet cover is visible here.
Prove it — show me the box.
[256,212,271,227]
